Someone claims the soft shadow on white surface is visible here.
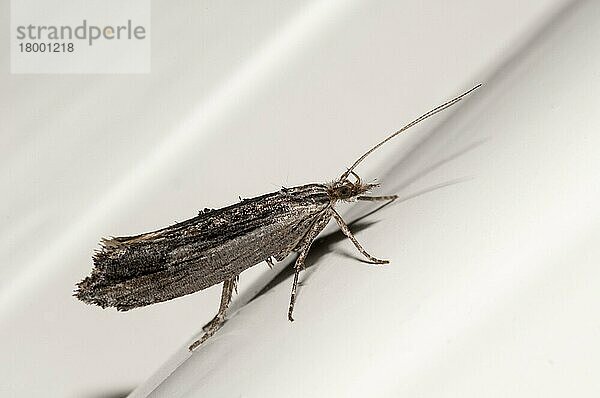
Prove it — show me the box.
[1,0,579,397]
[132,1,600,397]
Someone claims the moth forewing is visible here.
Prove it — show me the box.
[75,185,331,311]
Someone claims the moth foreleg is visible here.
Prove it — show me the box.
[330,209,389,264]
[357,195,398,202]
[189,275,239,351]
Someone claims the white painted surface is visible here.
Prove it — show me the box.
[4,1,596,397]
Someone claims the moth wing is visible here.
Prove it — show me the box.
[75,185,331,310]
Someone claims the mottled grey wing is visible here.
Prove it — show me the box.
[75,184,331,310]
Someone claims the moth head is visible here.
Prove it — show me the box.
[328,172,378,201]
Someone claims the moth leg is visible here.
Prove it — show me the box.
[330,209,389,264]
[357,195,398,202]
[287,214,331,322]
[189,275,238,351]
[288,249,309,322]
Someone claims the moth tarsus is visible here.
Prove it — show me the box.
[74,84,481,351]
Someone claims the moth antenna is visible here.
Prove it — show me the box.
[339,84,482,181]
[350,170,361,185]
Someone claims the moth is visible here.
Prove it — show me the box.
[75,84,480,351]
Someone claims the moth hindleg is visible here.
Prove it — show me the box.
[189,275,239,351]
[330,209,389,264]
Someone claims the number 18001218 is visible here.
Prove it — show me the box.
[19,42,74,53]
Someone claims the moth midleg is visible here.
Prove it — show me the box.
[287,213,330,322]
[189,275,238,351]
[330,209,389,264]
[357,195,398,202]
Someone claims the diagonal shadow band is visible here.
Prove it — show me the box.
[243,175,470,308]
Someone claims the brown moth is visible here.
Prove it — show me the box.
[75,84,481,350]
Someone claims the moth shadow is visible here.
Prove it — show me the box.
[241,174,469,310]
[249,220,379,303]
